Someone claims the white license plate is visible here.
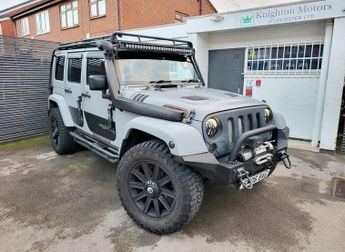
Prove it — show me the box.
[239,169,270,190]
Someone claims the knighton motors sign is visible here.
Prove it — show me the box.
[187,0,345,33]
[241,1,337,26]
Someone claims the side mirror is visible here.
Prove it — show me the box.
[89,75,108,90]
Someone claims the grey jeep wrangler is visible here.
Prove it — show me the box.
[48,32,291,234]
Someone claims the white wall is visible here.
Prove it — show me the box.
[188,33,209,83]
[248,77,319,139]
[208,21,326,49]
[319,17,345,150]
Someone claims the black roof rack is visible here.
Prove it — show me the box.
[57,32,194,54]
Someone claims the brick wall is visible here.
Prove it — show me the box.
[14,0,118,42]
[0,19,15,36]
[13,0,216,42]
[120,0,215,30]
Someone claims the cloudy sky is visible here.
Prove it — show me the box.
[0,0,28,11]
[0,0,303,13]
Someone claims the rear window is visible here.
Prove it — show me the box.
[68,58,82,83]
[86,58,105,84]
[55,56,65,81]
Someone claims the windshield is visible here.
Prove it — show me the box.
[116,58,199,84]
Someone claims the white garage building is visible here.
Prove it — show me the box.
[127,0,345,152]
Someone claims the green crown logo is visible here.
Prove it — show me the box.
[242,16,253,24]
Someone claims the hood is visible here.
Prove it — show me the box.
[121,86,266,121]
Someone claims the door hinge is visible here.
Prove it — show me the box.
[107,104,115,130]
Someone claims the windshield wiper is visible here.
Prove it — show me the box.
[149,80,172,84]
[181,79,200,83]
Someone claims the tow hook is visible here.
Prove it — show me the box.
[236,167,253,189]
[280,151,292,169]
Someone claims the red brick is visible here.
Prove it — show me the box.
[9,0,215,42]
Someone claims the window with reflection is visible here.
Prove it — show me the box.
[247,42,324,74]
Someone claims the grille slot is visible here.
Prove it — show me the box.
[227,111,264,143]
[227,119,233,144]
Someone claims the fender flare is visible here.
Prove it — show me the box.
[272,111,288,129]
[121,116,208,157]
[48,94,74,127]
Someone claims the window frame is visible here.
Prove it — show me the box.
[86,57,106,85]
[20,17,30,36]
[245,41,324,76]
[67,57,83,84]
[35,10,50,35]
[60,0,79,30]
[89,0,106,19]
[55,56,65,81]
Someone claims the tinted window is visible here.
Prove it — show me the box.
[68,58,82,83]
[55,56,65,81]
[87,58,105,84]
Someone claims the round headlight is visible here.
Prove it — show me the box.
[264,108,273,122]
[206,117,221,138]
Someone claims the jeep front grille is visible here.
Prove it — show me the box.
[204,106,267,157]
[227,112,264,144]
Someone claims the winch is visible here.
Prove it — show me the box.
[237,141,274,165]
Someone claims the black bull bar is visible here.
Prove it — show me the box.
[178,125,290,186]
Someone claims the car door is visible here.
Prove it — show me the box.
[82,51,115,141]
[65,52,84,128]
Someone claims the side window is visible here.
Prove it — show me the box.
[86,58,105,84]
[55,56,65,81]
[68,58,82,83]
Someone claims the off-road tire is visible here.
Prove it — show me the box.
[48,107,78,154]
[117,139,203,234]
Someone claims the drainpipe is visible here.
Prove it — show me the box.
[311,20,334,146]
[116,0,121,30]
[199,0,202,15]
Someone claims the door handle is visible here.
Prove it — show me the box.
[81,92,91,98]
[64,88,72,94]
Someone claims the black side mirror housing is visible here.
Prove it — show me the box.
[89,75,108,90]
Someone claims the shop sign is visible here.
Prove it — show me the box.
[240,1,335,26]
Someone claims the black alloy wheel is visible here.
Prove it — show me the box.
[48,107,79,154]
[117,140,204,234]
[128,161,176,218]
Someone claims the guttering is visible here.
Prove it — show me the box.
[11,0,62,20]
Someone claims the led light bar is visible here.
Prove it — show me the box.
[119,42,194,54]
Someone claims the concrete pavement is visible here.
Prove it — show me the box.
[0,135,344,252]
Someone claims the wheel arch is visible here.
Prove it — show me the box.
[48,94,74,127]
[119,129,158,159]
[119,116,208,158]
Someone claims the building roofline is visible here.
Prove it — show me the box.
[188,0,319,19]
[0,0,37,18]
[10,0,62,19]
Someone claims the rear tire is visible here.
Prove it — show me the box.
[48,107,78,154]
[117,139,203,234]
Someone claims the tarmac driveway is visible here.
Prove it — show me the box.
[0,135,344,252]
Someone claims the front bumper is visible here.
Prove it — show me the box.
[176,126,289,186]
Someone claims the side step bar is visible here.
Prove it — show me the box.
[70,131,119,163]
